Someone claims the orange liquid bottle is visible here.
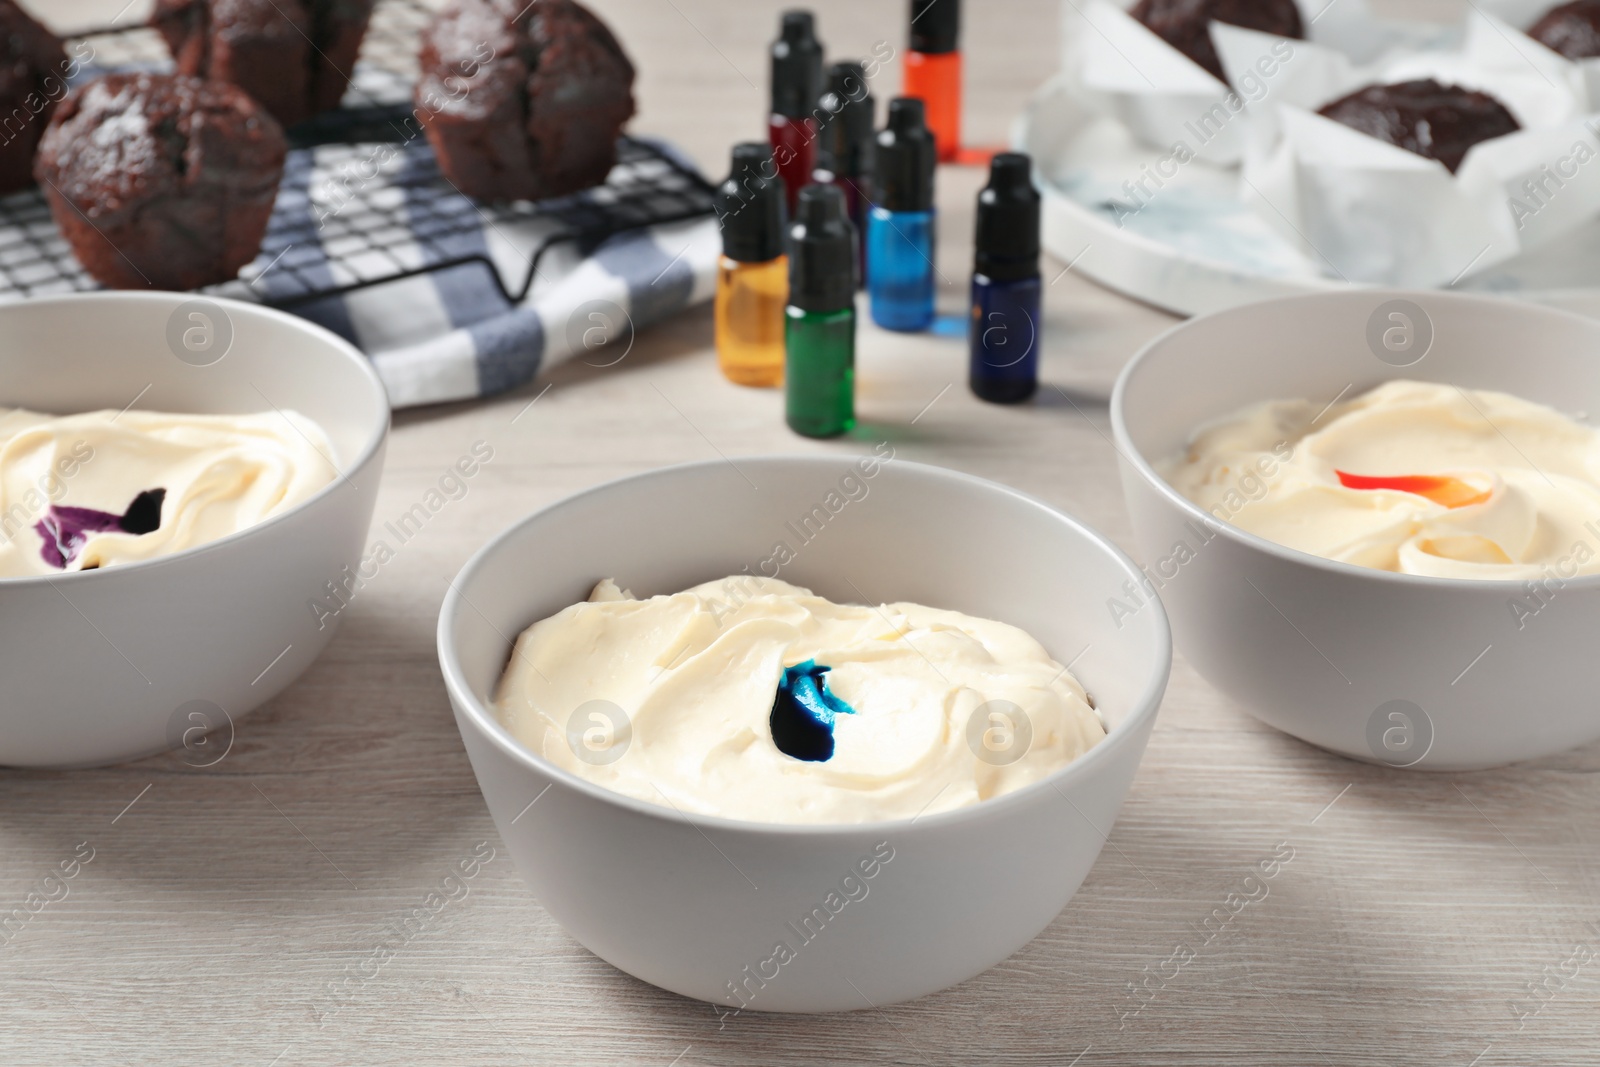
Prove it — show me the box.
[905,0,961,162]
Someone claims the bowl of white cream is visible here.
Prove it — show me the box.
[0,292,388,767]
[438,456,1170,1011]
[1113,289,1600,770]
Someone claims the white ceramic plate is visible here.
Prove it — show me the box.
[1014,72,1600,318]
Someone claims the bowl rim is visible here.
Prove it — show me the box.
[1110,288,1600,592]
[0,290,390,587]
[437,454,1173,837]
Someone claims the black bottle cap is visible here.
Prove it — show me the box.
[788,184,856,311]
[910,0,960,54]
[771,10,824,120]
[814,61,875,180]
[874,97,936,213]
[716,143,786,262]
[974,152,1040,282]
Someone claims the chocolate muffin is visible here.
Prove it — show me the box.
[416,0,636,202]
[153,0,376,126]
[1529,0,1600,58]
[35,73,287,290]
[1316,79,1520,174]
[0,0,69,195]
[1130,0,1303,84]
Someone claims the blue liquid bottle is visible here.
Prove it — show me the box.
[969,153,1041,404]
[867,97,936,332]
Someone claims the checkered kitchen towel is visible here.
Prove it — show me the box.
[212,135,721,409]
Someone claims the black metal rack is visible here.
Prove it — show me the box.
[0,0,716,308]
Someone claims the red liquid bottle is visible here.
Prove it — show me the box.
[904,0,960,163]
[770,10,824,215]
[812,60,875,283]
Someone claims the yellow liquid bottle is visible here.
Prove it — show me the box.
[715,253,787,387]
[714,143,790,388]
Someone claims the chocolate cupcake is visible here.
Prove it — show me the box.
[0,0,69,195]
[35,73,287,290]
[1130,0,1303,84]
[153,0,376,126]
[1316,79,1520,174]
[416,0,636,202]
[1529,0,1600,59]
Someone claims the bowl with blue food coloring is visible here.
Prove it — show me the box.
[438,456,1171,1011]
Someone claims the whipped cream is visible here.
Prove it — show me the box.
[1160,380,1600,579]
[493,577,1105,824]
[0,407,336,578]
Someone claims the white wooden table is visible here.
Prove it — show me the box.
[4,2,1598,1064]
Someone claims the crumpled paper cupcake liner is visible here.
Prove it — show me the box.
[1061,0,1440,165]
[1218,12,1600,285]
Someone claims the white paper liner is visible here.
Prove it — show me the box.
[1217,11,1600,286]
[1060,0,1439,165]
[1477,0,1600,101]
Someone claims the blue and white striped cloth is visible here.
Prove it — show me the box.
[214,137,720,409]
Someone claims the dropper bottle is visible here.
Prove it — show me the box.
[769,10,824,216]
[970,152,1041,403]
[867,97,937,332]
[904,0,961,162]
[785,184,857,438]
[714,143,788,387]
[812,60,875,279]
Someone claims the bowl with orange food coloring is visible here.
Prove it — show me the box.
[1112,291,1600,769]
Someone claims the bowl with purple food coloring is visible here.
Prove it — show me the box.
[0,292,387,767]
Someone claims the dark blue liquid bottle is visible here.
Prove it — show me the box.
[969,153,1041,404]
[868,97,937,332]
[971,274,1040,402]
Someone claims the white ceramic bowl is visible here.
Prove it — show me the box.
[0,292,388,767]
[438,456,1170,1012]
[1113,290,1600,771]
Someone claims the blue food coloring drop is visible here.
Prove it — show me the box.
[35,488,166,569]
[770,659,857,762]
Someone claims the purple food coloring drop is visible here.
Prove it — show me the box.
[35,488,166,569]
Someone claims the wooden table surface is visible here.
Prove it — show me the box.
[5,2,1599,1065]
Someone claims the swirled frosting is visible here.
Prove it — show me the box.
[1160,380,1600,579]
[0,407,335,578]
[492,576,1105,824]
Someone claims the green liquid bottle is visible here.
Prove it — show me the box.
[785,184,857,438]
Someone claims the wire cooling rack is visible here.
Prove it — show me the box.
[0,0,716,307]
